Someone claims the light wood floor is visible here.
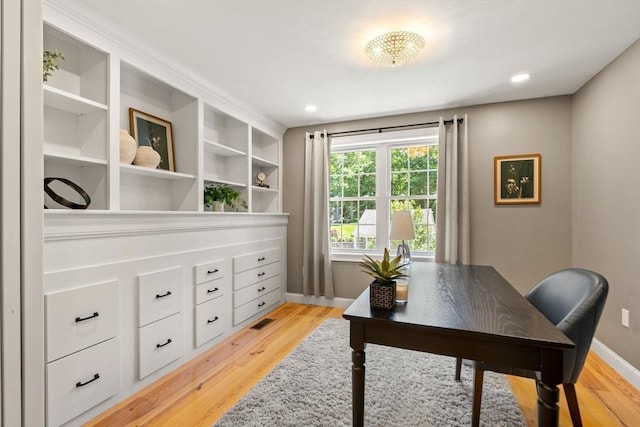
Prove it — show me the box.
[86,303,640,426]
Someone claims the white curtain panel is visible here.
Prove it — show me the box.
[435,115,471,264]
[302,131,335,298]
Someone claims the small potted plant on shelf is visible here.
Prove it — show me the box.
[43,50,65,82]
[204,184,247,212]
[359,248,408,310]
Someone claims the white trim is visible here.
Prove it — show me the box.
[331,252,435,263]
[591,338,640,390]
[286,293,354,309]
[331,127,438,149]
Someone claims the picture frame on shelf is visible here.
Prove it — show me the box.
[494,153,541,205]
[129,108,175,171]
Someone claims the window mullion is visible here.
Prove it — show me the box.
[375,145,389,251]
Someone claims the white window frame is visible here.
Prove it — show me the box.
[330,128,439,262]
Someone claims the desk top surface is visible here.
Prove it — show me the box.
[343,263,574,350]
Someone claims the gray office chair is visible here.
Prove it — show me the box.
[455,268,608,427]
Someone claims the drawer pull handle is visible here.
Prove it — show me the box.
[257,272,266,277]
[258,302,266,307]
[207,287,220,294]
[156,291,172,299]
[207,316,219,324]
[75,312,99,323]
[207,268,219,274]
[258,286,266,292]
[156,338,172,348]
[76,373,100,388]
[258,257,266,262]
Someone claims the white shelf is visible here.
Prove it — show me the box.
[203,140,246,157]
[120,164,197,181]
[44,151,108,167]
[43,85,108,114]
[203,175,246,188]
[252,185,278,193]
[252,155,278,168]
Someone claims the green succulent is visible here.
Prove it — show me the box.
[359,248,408,285]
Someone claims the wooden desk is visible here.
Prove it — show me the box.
[342,263,574,427]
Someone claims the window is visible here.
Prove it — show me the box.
[329,128,439,256]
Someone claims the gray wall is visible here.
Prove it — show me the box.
[572,39,640,369]
[283,96,573,299]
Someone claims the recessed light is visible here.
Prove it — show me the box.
[511,73,530,83]
[305,105,317,112]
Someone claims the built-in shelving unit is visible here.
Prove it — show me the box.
[251,127,280,213]
[43,24,109,210]
[119,62,199,211]
[43,19,282,214]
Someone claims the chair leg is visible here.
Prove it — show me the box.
[455,357,462,381]
[564,383,583,427]
[472,368,484,427]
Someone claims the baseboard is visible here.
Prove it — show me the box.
[285,293,355,309]
[591,338,640,390]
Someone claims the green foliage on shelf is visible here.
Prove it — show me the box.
[204,184,247,210]
[43,50,65,82]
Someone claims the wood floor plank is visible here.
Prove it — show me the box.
[86,302,640,427]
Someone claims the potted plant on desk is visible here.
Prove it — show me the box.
[359,248,408,310]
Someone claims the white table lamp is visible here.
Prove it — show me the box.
[390,211,415,265]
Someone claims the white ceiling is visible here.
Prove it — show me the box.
[72,0,640,128]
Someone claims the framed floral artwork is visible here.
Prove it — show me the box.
[129,108,175,171]
[494,153,541,205]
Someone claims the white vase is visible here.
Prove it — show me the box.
[133,146,161,169]
[212,201,225,212]
[119,129,137,164]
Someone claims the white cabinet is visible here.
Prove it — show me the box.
[137,267,184,379]
[137,266,183,327]
[44,277,120,426]
[232,247,283,326]
[194,297,228,347]
[193,258,231,347]
[233,247,281,273]
[138,312,183,379]
[46,337,120,427]
[45,280,119,362]
[43,214,287,426]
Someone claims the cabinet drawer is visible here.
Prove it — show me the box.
[194,275,229,306]
[193,258,225,285]
[138,266,183,327]
[233,288,281,326]
[233,261,281,291]
[194,297,228,347]
[45,280,119,362]
[234,275,281,308]
[46,337,120,427]
[233,247,280,273]
[139,312,183,379]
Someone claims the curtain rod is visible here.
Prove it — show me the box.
[309,118,464,139]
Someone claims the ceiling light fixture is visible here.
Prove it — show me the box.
[511,73,531,83]
[305,105,317,112]
[365,31,425,67]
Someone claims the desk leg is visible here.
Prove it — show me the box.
[350,322,366,427]
[536,380,559,427]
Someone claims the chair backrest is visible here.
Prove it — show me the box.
[525,268,608,384]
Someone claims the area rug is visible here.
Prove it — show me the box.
[215,318,526,426]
